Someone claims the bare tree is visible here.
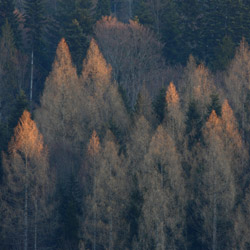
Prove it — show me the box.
[94,16,166,108]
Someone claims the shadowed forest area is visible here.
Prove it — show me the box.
[2,0,250,249]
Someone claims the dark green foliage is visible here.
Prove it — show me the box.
[118,84,133,115]
[0,0,21,47]
[0,21,19,122]
[125,176,143,249]
[0,90,28,184]
[24,0,49,98]
[24,0,45,52]
[8,90,29,131]
[161,1,184,64]
[57,0,94,73]
[185,100,203,150]
[206,93,222,119]
[96,0,111,20]
[213,35,235,71]
[153,88,166,124]
[57,173,82,249]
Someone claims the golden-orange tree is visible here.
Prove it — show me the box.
[0,110,50,250]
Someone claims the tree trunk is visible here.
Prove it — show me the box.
[93,157,97,250]
[34,196,38,250]
[24,156,28,250]
[212,190,217,250]
[30,49,34,110]
[109,164,113,250]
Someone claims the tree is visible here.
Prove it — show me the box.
[0,20,19,123]
[164,81,184,146]
[126,115,152,248]
[80,38,129,139]
[221,99,247,193]
[96,0,111,19]
[57,0,93,72]
[185,100,203,150]
[0,110,50,250]
[138,125,185,249]
[83,130,101,250]
[24,0,46,104]
[95,16,166,108]
[87,131,128,249]
[224,39,250,138]
[134,84,155,125]
[181,56,216,116]
[0,0,21,47]
[153,87,166,124]
[202,110,236,250]
[35,38,81,151]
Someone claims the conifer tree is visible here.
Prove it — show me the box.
[138,125,185,249]
[164,81,184,146]
[35,38,81,150]
[0,110,50,250]
[126,115,152,248]
[57,0,93,72]
[202,110,236,250]
[87,131,128,249]
[0,0,21,47]
[0,20,19,122]
[134,84,155,125]
[24,0,47,102]
[80,39,129,138]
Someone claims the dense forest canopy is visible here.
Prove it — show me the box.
[1,0,250,249]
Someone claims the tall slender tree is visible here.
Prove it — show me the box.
[0,110,50,250]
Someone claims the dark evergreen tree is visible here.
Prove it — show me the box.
[0,0,21,47]
[153,88,166,124]
[24,0,47,101]
[0,20,19,122]
[57,0,94,73]
[96,0,111,20]
[161,0,184,64]
[57,173,82,250]
[206,93,222,119]
[185,100,203,150]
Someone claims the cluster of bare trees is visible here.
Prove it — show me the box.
[2,18,250,250]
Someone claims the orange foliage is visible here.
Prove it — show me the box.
[87,130,100,157]
[166,82,179,105]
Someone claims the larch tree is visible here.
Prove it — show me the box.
[224,39,250,142]
[138,125,185,249]
[233,186,250,249]
[202,110,236,250]
[182,56,215,117]
[84,130,128,249]
[0,110,50,250]
[80,38,129,139]
[164,81,184,147]
[134,84,156,125]
[126,115,152,248]
[35,38,82,152]
[83,130,101,250]
[221,99,247,193]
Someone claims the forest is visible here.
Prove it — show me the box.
[1,0,250,249]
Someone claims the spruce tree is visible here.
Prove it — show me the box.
[57,0,93,72]
[0,0,21,47]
